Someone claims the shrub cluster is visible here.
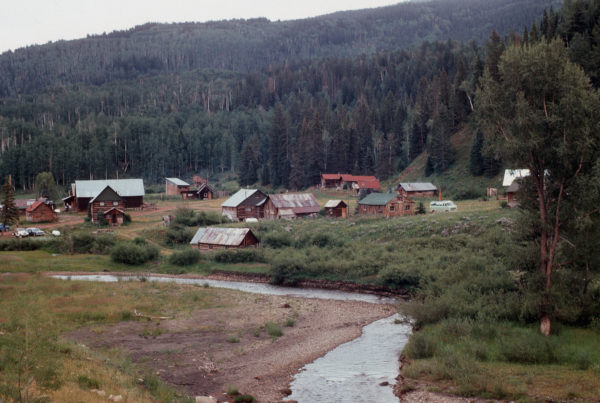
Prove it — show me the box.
[110,239,159,265]
[165,225,195,245]
[173,208,226,227]
[213,248,264,263]
[168,249,201,266]
[71,233,116,254]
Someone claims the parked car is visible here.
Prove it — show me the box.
[429,200,458,213]
[0,223,9,231]
[13,228,29,237]
[26,227,45,236]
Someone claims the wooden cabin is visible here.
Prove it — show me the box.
[324,200,348,218]
[25,200,55,222]
[88,185,125,225]
[15,199,36,217]
[396,183,437,198]
[190,227,259,252]
[321,173,381,192]
[165,178,191,196]
[221,189,267,221]
[102,207,126,226]
[71,179,144,211]
[321,174,343,189]
[358,193,414,218]
[264,193,321,220]
[506,181,520,207]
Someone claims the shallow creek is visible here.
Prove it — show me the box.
[51,274,412,402]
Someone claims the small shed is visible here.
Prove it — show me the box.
[190,227,259,252]
[358,193,414,217]
[397,183,437,198]
[264,193,321,220]
[196,183,214,200]
[221,189,267,221]
[165,178,191,196]
[25,200,55,222]
[88,185,125,224]
[506,181,520,206]
[324,200,348,218]
[103,207,125,226]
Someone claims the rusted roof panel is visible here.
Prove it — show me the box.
[190,227,252,246]
[269,193,320,214]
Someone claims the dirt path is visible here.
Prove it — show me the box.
[64,286,394,402]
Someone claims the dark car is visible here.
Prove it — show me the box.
[26,227,45,236]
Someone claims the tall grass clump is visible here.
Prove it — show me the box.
[110,240,159,265]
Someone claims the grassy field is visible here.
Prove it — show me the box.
[2,194,599,401]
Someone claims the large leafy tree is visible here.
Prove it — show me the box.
[477,39,600,335]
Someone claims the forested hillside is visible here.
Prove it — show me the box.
[0,0,580,192]
[0,0,559,96]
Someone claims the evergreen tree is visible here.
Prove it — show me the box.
[469,129,485,176]
[1,177,19,229]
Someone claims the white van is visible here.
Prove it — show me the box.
[430,200,457,213]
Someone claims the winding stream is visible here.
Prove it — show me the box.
[51,274,412,402]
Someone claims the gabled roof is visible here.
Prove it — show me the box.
[503,169,530,187]
[75,179,145,198]
[103,207,125,215]
[358,193,397,206]
[190,227,255,246]
[90,185,122,204]
[166,177,190,186]
[26,200,47,212]
[398,182,437,192]
[221,189,263,207]
[197,183,214,193]
[268,193,320,214]
[324,199,347,208]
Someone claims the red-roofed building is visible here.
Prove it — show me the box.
[25,200,56,222]
[320,174,381,192]
[321,174,343,189]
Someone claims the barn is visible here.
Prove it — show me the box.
[71,179,145,211]
[165,178,191,196]
[264,193,321,220]
[397,182,437,198]
[324,200,348,218]
[190,227,259,252]
[25,200,55,222]
[221,189,268,221]
[88,185,126,225]
[358,193,414,217]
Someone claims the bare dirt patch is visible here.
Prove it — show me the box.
[65,288,394,402]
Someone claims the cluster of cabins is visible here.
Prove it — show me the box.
[63,179,146,225]
[165,177,214,200]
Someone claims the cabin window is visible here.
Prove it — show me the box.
[390,205,395,211]
[113,201,119,206]
[245,208,251,212]
[405,205,411,211]
[99,202,105,206]
[208,245,213,249]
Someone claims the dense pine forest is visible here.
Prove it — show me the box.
[0,0,589,192]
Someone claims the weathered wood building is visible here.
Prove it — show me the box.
[25,200,55,222]
[190,227,259,252]
[397,182,437,198]
[165,178,191,196]
[324,200,348,218]
[15,199,36,217]
[88,185,126,225]
[358,193,414,217]
[264,193,321,220]
[221,189,267,221]
[68,179,145,211]
[320,174,381,192]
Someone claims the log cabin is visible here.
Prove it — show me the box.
[190,227,259,252]
[358,193,414,217]
[264,193,321,220]
[221,189,267,221]
[70,179,145,211]
[25,200,55,222]
[396,182,437,198]
[88,185,126,225]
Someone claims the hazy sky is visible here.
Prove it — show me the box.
[0,0,401,53]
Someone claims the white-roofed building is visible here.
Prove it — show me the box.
[221,189,267,221]
[165,178,191,196]
[502,169,530,187]
[71,179,145,211]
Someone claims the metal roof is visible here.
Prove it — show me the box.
[358,193,397,206]
[89,185,122,204]
[503,169,530,187]
[321,173,341,180]
[221,189,260,207]
[190,227,254,246]
[506,181,520,193]
[324,199,346,208]
[74,179,145,198]
[166,177,190,186]
[398,182,437,192]
[268,193,320,214]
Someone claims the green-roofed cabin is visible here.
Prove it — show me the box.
[358,193,414,218]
